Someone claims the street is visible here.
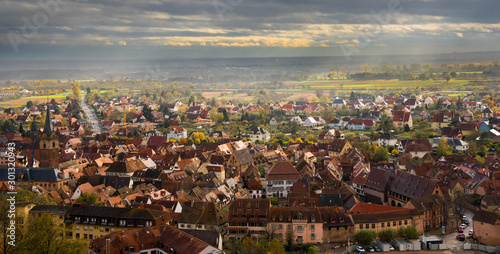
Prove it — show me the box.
[81,95,103,134]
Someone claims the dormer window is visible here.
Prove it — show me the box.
[311,216,315,222]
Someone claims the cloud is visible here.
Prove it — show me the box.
[456,32,464,38]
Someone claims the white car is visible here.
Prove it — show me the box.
[356,246,365,252]
[389,245,395,251]
[469,230,473,236]
[460,224,466,228]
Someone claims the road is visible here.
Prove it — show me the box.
[80,96,103,134]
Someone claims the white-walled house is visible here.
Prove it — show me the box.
[303,117,318,127]
[166,127,187,140]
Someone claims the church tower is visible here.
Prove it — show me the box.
[39,105,59,168]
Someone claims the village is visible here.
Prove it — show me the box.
[1,87,500,254]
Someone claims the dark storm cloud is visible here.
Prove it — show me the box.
[0,0,499,58]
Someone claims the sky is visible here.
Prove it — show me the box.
[0,0,499,59]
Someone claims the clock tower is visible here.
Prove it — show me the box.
[39,105,59,168]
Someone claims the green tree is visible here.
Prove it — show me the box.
[26,100,34,108]
[16,214,87,254]
[307,246,319,254]
[354,230,377,246]
[142,105,154,121]
[397,226,419,239]
[404,124,411,133]
[75,192,100,206]
[194,138,201,145]
[267,238,285,254]
[285,229,295,249]
[436,139,453,155]
[372,146,389,162]
[270,197,279,206]
[378,229,397,243]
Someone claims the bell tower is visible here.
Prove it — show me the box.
[39,105,59,168]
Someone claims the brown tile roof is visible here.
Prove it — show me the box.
[265,160,301,181]
[348,203,410,214]
[388,171,438,199]
[473,210,499,224]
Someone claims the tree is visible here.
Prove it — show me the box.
[16,214,87,254]
[378,229,397,243]
[391,149,399,156]
[75,192,100,206]
[289,121,299,135]
[404,124,411,133]
[142,105,154,121]
[307,246,319,254]
[26,100,33,108]
[267,239,285,254]
[444,73,452,83]
[436,139,453,155]
[372,146,389,162]
[353,230,376,246]
[194,138,201,145]
[270,197,279,206]
[285,229,294,249]
[397,226,419,239]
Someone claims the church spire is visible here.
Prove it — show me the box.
[44,104,53,133]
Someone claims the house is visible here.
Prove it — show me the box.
[249,127,270,142]
[472,210,500,246]
[265,161,301,198]
[227,199,271,241]
[432,112,459,131]
[393,111,413,130]
[483,108,493,119]
[441,127,462,139]
[349,203,414,234]
[226,149,254,174]
[474,120,490,132]
[290,116,303,124]
[404,194,446,232]
[332,98,347,109]
[318,129,344,141]
[458,123,477,137]
[404,99,421,110]
[319,206,354,243]
[177,202,227,234]
[387,171,443,207]
[378,133,397,147]
[90,224,221,254]
[460,110,474,122]
[328,118,346,129]
[166,127,187,140]
[423,97,434,106]
[347,119,374,130]
[303,117,318,127]
[363,167,391,204]
[269,116,282,127]
[0,167,69,191]
[432,138,469,152]
[269,207,323,244]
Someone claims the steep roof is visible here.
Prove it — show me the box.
[388,171,438,199]
[233,149,254,165]
[473,210,499,225]
[364,167,391,190]
[265,160,301,181]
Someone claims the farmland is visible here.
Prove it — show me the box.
[0,94,67,107]
[299,79,469,90]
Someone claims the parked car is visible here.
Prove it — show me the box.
[373,246,381,252]
[460,224,466,228]
[458,227,464,233]
[469,230,473,236]
[456,234,466,241]
[356,246,366,252]
[389,245,395,251]
[367,247,374,252]
[464,219,469,224]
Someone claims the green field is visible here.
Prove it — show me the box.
[300,79,469,89]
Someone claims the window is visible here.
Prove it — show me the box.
[105,228,109,232]
[75,233,80,239]
[145,221,152,227]
[310,233,316,240]
[101,219,107,225]
[366,224,369,229]
[372,224,375,229]
[399,221,402,226]
[76,226,80,230]
[360,224,363,229]
[90,218,96,224]
[404,220,408,225]
[381,223,384,228]
[310,225,315,230]
[296,226,304,231]
[387,222,390,227]
[119,220,126,226]
[393,221,396,226]
[84,226,88,231]
[278,225,283,230]
[287,225,292,230]
[84,234,88,239]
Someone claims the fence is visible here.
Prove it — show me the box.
[463,243,498,253]
[429,243,448,250]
